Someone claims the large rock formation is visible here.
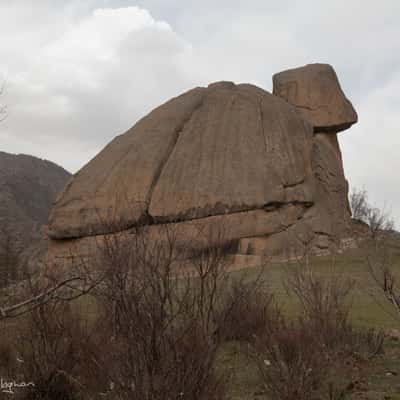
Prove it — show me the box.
[0,152,71,271]
[273,63,357,132]
[47,64,358,266]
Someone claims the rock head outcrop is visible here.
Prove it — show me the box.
[273,63,357,132]
[47,64,358,266]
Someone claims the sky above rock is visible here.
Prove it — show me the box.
[0,0,399,226]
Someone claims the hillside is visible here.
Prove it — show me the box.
[0,151,71,273]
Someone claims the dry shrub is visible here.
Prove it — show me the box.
[0,323,18,379]
[251,317,338,400]
[350,188,400,321]
[80,226,229,399]
[249,303,359,400]
[13,300,92,400]
[284,260,355,353]
[350,187,394,237]
[0,225,231,399]
[0,214,388,399]
[248,253,385,400]
[283,257,383,359]
[218,274,279,342]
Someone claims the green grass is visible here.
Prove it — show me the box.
[219,339,400,400]
[230,246,400,330]
[1,240,400,399]
[222,243,400,399]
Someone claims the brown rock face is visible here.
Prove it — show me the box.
[48,87,206,238]
[273,63,357,133]
[48,83,315,239]
[266,63,355,257]
[47,64,358,266]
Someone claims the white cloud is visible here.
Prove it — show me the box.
[0,5,194,171]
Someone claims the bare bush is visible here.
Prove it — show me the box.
[350,187,394,237]
[284,258,355,353]
[350,187,369,222]
[0,219,233,398]
[366,235,400,321]
[14,301,91,400]
[251,316,341,400]
[1,195,391,398]
[248,259,349,399]
[245,246,386,400]
[350,188,400,321]
[80,226,230,399]
[218,274,279,342]
[0,240,102,320]
[0,323,18,381]
[284,254,384,358]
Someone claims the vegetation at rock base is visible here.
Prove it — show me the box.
[0,213,399,399]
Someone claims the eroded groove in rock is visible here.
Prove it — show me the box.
[144,98,205,221]
[283,178,306,188]
[258,99,270,168]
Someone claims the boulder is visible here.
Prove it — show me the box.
[48,82,315,239]
[47,64,358,266]
[273,63,358,132]
[48,87,206,239]
[271,64,356,248]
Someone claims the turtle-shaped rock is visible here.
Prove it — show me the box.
[47,64,357,265]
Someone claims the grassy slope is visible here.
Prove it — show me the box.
[222,244,400,399]
[1,241,399,399]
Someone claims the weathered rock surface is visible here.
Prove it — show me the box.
[308,132,351,236]
[273,63,358,133]
[47,203,307,270]
[149,83,314,222]
[48,82,315,239]
[48,88,206,238]
[47,63,358,266]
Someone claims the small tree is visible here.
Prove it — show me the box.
[349,187,370,222]
[350,187,394,237]
[350,188,399,322]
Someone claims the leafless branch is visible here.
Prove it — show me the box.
[352,187,400,322]
[0,275,98,319]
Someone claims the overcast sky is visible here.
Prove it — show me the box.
[0,0,399,225]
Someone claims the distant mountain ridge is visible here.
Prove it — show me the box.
[0,151,71,269]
